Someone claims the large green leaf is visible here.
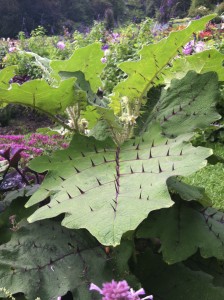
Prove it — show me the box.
[51,43,105,93]
[0,220,112,299]
[26,121,211,246]
[149,71,221,136]
[137,202,224,264]
[0,77,76,114]
[0,194,37,245]
[58,70,108,108]
[0,66,16,89]
[163,49,224,86]
[183,162,224,210]
[111,15,215,114]
[167,177,211,206]
[133,250,224,300]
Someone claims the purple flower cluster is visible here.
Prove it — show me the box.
[102,44,109,51]
[90,280,153,300]
[111,33,120,43]
[57,41,66,50]
[0,133,69,162]
[182,40,205,55]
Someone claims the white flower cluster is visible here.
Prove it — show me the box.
[0,287,15,300]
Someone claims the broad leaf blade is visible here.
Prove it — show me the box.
[137,202,224,263]
[167,177,211,206]
[111,15,215,114]
[0,78,76,114]
[0,66,16,89]
[51,43,105,93]
[164,49,224,86]
[134,250,224,300]
[150,71,221,136]
[26,122,211,246]
[0,220,112,299]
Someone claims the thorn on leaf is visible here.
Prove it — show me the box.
[97,178,102,186]
[67,192,72,199]
[94,145,98,153]
[158,161,163,173]
[74,167,80,173]
[91,159,96,167]
[77,186,85,194]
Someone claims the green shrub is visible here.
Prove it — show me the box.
[215,2,224,14]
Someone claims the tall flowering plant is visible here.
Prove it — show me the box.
[90,280,153,300]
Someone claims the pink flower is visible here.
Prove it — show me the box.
[57,41,66,50]
[101,57,107,63]
[8,46,17,53]
[61,143,69,148]
[182,40,194,55]
[194,41,205,53]
[90,280,153,300]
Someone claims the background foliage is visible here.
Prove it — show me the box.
[0,0,223,37]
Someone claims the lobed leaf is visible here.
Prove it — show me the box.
[163,49,224,86]
[51,43,105,93]
[0,77,76,114]
[110,15,216,115]
[26,121,211,246]
[167,177,211,206]
[134,250,224,300]
[0,220,112,299]
[137,202,224,264]
[0,66,16,89]
[148,71,221,136]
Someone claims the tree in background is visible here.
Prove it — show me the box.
[189,0,218,16]
[0,0,21,37]
[0,0,220,37]
[125,0,191,22]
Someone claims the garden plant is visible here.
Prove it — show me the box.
[0,14,224,300]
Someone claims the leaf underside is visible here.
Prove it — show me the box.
[149,71,221,137]
[0,220,111,299]
[25,71,221,246]
[26,121,211,246]
[111,15,215,114]
[51,43,105,93]
[134,250,224,300]
[0,77,76,114]
[137,202,224,264]
[163,49,224,86]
